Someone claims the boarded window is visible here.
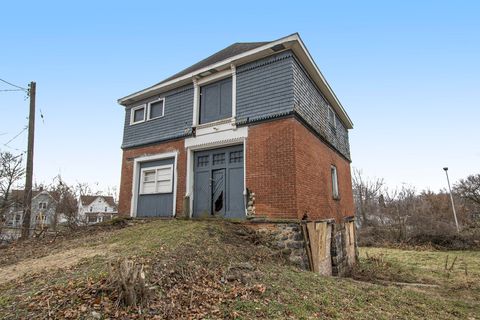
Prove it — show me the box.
[141,165,173,194]
[199,77,232,124]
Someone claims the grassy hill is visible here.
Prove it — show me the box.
[0,219,479,319]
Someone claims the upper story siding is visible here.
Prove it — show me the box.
[122,85,194,148]
[292,57,350,159]
[121,50,350,160]
[236,51,294,123]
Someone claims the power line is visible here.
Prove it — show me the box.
[0,78,27,91]
[3,125,28,146]
[0,89,25,92]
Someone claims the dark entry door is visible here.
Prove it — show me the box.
[193,145,244,219]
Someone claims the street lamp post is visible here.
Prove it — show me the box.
[443,167,460,232]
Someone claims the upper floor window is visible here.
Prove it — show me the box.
[104,207,108,212]
[328,106,336,130]
[331,165,340,199]
[130,104,146,125]
[199,77,232,124]
[148,98,165,120]
[39,202,47,209]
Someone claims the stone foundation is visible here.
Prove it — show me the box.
[244,216,357,276]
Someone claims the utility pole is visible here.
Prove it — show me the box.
[21,81,36,239]
[443,167,460,233]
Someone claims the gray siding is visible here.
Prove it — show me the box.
[236,51,295,123]
[292,58,351,159]
[121,50,350,160]
[122,84,194,148]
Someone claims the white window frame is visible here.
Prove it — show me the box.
[139,164,174,195]
[331,165,340,199]
[130,104,147,125]
[192,64,236,127]
[147,98,165,120]
[131,151,178,217]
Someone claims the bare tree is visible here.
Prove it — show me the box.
[352,168,384,226]
[454,174,480,207]
[0,151,24,227]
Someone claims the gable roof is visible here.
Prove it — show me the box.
[118,33,353,129]
[80,195,116,208]
[9,189,60,205]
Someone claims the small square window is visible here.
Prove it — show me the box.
[130,105,146,125]
[39,202,47,209]
[331,165,339,199]
[148,99,165,120]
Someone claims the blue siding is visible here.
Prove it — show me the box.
[121,50,350,160]
[236,51,295,123]
[292,57,351,159]
[122,84,194,148]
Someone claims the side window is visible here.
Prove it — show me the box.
[328,106,336,130]
[130,104,146,125]
[148,98,165,120]
[331,165,339,199]
[199,77,232,124]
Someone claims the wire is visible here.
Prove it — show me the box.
[0,78,27,91]
[0,89,25,92]
[3,126,28,146]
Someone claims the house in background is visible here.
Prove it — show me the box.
[4,188,60,229]
[117,33,354,222]
[78,195,117,224]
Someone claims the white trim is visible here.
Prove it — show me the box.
[197,69,232,86]
[147,98,165,120]
[231,64,237,120]
[184,127,248,218]
[331,165,339,199]
[130,151,178,217]
[192,78,199,126]
[118,33,353,129]
[130,104,147,125]
[139,164,174,194]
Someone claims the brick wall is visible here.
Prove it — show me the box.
[246,119,298,219]
[294,119,354,222]
[246,117,353,221]
[119,117,353,222]
[118,139,187,217]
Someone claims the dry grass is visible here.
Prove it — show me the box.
[0,220,479,319]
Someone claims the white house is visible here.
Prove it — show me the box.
[78,195,117,224]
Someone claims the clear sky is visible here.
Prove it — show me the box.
[1,1,479,193]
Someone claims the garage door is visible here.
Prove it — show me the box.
[193,145,245,219]
[136,158,175,217]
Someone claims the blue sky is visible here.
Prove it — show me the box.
[1,1,479,192]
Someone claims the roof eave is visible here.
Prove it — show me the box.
[118,33,353,129]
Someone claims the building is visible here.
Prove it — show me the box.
[117,33,357,275]
[4,188,60,229]
[78,195,117,224]
[118,33,354,222]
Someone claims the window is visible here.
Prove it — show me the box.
[328,106,336,129]
[199,77,232,124]
[130,104,146,125]
[90,206,93,212]
[148,98,165,120]
[104,207,108,212]
[38,202,47,209]
[331,165,339,199]
[140,165,173,194]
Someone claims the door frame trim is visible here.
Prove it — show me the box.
[130,151,178,217]
[185,126,248,218]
